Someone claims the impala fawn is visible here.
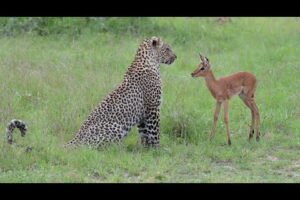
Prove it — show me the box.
[191,54,260,145]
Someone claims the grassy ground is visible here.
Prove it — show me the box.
[0,17,300,182]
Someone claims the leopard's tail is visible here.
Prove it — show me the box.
[63,136,80,149]
[6,119,28,144]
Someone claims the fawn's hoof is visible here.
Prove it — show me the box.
[256,132,261,142]
[248,130,254,140]
[228,140,232,146]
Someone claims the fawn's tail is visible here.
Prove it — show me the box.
[6,119,28,144]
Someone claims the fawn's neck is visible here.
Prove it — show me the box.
[204,70,218,97]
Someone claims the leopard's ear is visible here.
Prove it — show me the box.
[151,36,162,48]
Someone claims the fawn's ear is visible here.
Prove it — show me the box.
[205,57,210,63]
[199,54,210,65]
[199,53,205,61]
[151,36,162,48]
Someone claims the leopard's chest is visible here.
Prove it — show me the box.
[141,72,162,106]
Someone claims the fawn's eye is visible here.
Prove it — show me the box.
[200,67,205,70]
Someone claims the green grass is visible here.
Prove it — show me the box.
[1,17,300,182]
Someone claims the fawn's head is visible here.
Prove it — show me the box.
[191,54,211,78]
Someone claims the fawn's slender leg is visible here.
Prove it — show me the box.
[245,97,260,142]
[210,101,222,140]
[239,94,255,140]
[252,101,260,141]
[223,100,231,145]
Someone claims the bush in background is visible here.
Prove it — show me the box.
[0,17,163,37]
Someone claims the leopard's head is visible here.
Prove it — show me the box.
[149,36,177,65]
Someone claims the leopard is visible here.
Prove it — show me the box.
[5,36,176,149]
[64,36,176,148]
